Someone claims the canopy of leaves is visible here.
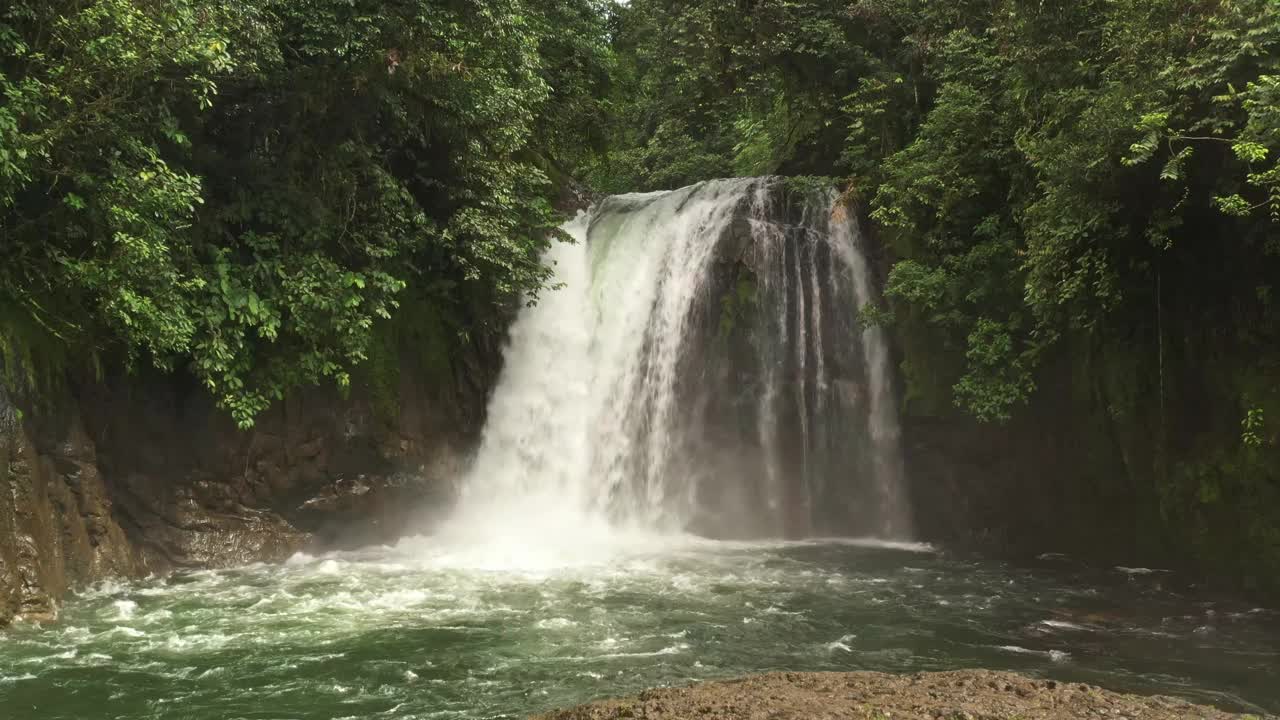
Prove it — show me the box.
[0,0,611,426]
[600,0,1280,424]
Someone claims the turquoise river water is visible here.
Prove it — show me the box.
[1,538,1277,719]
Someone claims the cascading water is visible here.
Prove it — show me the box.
[439,177,910,556]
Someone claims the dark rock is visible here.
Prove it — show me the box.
[0,385,142,625]
[0,324,498,625]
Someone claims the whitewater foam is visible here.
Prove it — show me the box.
[825,633,858,653]
[998,645,1072,662]
[1040,620,1090,631]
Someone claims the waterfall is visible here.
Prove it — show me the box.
[436,178,910,557]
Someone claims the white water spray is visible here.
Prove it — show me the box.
[430,178,910,563]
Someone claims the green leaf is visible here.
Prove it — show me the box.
[1213,194,1253,217]
[1160,147,1194,181]
[1233,141,1269,163]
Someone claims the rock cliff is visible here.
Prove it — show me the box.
[0,331,498,626]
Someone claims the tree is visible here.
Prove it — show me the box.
[1,0,609,426]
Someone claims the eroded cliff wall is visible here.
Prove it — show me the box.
[0,386,142,623]
[0,331,498,626]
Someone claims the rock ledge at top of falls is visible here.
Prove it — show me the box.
[533,670,1269,720]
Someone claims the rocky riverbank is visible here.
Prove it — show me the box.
[535,670,1267,720]
[0,327,498,626]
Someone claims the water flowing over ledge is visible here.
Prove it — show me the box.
[433,177,911,565]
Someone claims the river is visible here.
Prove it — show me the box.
[1,538,1275,718]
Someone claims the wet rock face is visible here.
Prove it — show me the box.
[0,336,494,626]
[675,182,890,540]
[898,354,1148,570]
[0,387,143,625]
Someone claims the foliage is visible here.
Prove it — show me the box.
[602,0,1280,424]
[583,0,880,192]
[1243,407,1267,448]
[717,271,758,343]
[1,0,608,426]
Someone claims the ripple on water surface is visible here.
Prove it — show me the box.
[1,538,1277,720]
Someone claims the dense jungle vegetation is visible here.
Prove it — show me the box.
[3,0,1279,588]
[0,0,613,424]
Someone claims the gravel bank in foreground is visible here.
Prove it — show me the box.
[535,670,1267,720]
